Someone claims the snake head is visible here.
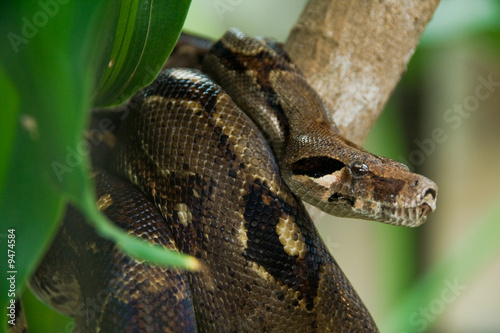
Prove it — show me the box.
[281,132,438,227]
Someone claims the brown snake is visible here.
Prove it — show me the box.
[29,29,437,332]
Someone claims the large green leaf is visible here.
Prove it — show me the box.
[0,3,102,330]
[0,0,192,331]
[94,0,190,106]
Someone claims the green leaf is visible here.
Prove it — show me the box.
[0,66,18,193]
[93,0,191,106]
[0,0,193,330]
[0,2,111,329]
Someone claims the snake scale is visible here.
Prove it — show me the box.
[30,29,437,332]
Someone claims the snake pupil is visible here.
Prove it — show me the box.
[350,162,369,178]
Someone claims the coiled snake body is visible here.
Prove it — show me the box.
[30,29,437,332]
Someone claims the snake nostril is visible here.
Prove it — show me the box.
[424,188,437,200]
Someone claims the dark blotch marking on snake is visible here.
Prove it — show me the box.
[327,193,356,207]
[243,178,322,311]
[210,41,290,138]
[292,156,346,178]
[370,176,405,203]
[213,123,242,179]
[136,71,221,115]
[163,172,216,255]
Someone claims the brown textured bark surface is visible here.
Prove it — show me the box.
[285,0,441,145]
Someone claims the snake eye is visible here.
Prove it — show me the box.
[350,161,369,178]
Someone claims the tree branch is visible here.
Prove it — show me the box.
[285,0,441,144]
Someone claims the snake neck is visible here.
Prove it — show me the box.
[203,28,438,227]
[203,28,339,160]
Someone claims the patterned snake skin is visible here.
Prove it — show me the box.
[29,29,438,332]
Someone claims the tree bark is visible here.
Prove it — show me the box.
[285,0,441,145]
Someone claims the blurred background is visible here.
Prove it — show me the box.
[24,0,500,332]
[184,1,500,332]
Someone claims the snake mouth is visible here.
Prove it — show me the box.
[395,199,435,227]
[359,195,436,227]
[419,203,432,216]
[413,188,437,223]
[399,184,437,227]
[417,202,432,222]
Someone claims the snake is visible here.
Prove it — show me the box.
[29,28,437,332]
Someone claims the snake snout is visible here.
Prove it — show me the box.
[417,180,438,212]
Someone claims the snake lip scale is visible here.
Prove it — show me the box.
[28,28,438,332]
